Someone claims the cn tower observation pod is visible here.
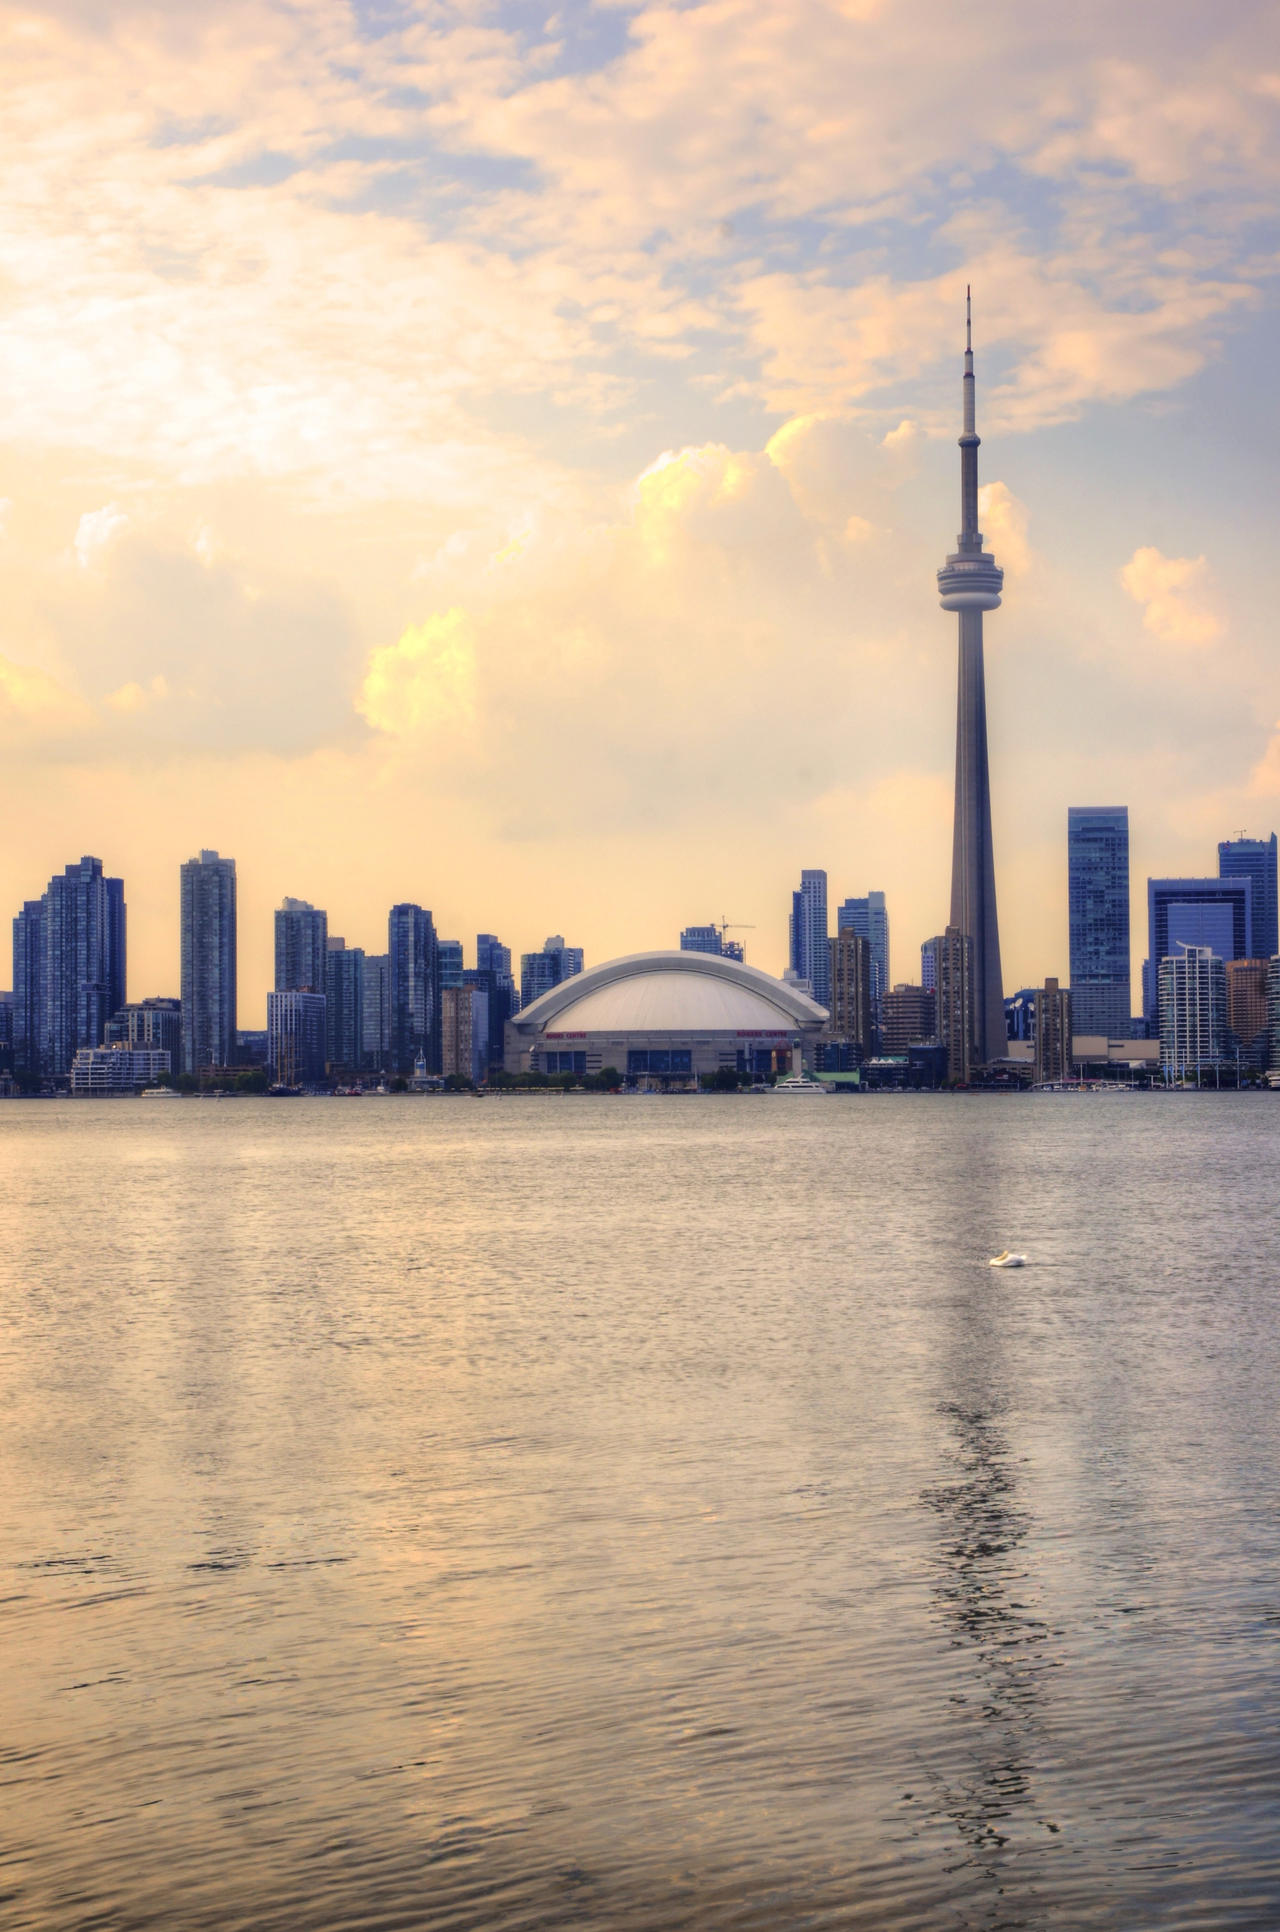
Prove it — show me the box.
[503,950,829,1087]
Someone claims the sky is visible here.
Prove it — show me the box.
[2,0,1279,1021]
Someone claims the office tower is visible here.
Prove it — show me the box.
[39,856,127,1076]
[837,894,889,1021]
[1225,959,1268,1065]
[789,871,830,1010]
[920,942,937,994]
[1146,877,1251,1030]
[389,903,439,1073]
[362,953,391,1073]
[925,927,974,1084]
[1159,946,1226,1076]
[476,933,518,1051]
[520,935,584,1010]
[325,939,364,1072]
[12,898,46,1078]
[680,924,745,963]
[938,294,1005,1064]
[881,984,936,1053]
[1219,834,1278,961]
[827,929,872,1055]
[0,990,11,1072]
[1004,988,1037,1044]
[1268,960,1280,1074]
[438,939,464,990]
[1034,979,1072,1083]
[267,989,327,1086]
[275,897,328,992]
[180,850,237,1076]
[1068,807,1131,1036]
[107,997,183,1064]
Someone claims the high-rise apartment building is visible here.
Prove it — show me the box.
[442,983,485,1084]
[361,953,392,1074]
[1034,978,1072,1083]
[521,935,584,1010]
[1159,946,1226,1076]
[389,903,439,1073]
[475,933,518,1056]
[438,940,464,990]
[12,898,46,1078]
[108,997,183,1065]
[1146,877,1251,1030]
[1068,807,1130,1036]
[827,928,872,1056]
[180,850,237,1075]
[1004,988,1037,1044]
[325,939,364,1072]
[1225,959,1269,1064]
[938,296,1005,1064]
[881,984,936,1053]
[275,897,328,992]
[680,925,745,963]
[1219,834,1278,962]
[925,927,974,1084]
[789,871,830,1011]
[24,856,127,1077]
[267,989,327,1086]
[837,894,889,1021]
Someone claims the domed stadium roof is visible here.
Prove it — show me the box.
[513,950,828,1035]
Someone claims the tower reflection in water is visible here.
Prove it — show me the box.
[920,1398,1061,1899]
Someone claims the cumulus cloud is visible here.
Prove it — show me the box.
[1121,546,1222,647]
[357,611,479,742]
[73,503,129,568]
[978,483,1032,578]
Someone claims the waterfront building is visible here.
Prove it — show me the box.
[0,990,11,1072]
[267,988,327,1086]
[827,928,872,1057]
[275,897,328,993]
[937,295,1005,1064]
[1225,958,1269,1066]
[389,903,439,1074]
[1005,987,1037,1044]
[506,950,826,1086]
[1268,959,1280,1074]
[1068,807,1131,1036]
[29,856,127,1077]
[1219,835,1278,962]
[1034,978,1072,1084]
[1158,945,1227,1077]
[442,983,486,1084]
[324,940,364,1073]
[236,1030,268,1066]
[680,924,745,963]
[180,850,237,1076]
[789,871,830,1012]
[520,935,584,1011]
[12,898,45,1078]
[1146,877,1251,1029]
[837,894,889,1023]
[70,1045,170,1094]
[924,926,974,1084]
[438,939,464,990]
[881,984,936,1053]
[362,953,391,1073]
[107,997,182,1064]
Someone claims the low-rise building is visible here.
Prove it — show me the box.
[70,1045,171,1094]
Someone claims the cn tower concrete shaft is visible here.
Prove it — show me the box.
[937,293,1005,1065]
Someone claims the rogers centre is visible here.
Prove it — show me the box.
[503,950,828,1088]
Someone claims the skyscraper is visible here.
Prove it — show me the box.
[471,934,517,1067]
[1146,876,1251,1030]
[837,894,889,1025]
[938,294,1004,1063]
[924,926,974,1084]
[389,903,439,1073]
[40,856,126,1076]
[362,953,392,1074]
[789,870,830,1010]
[1159,946,1226,1077]
[1068,807,1131,1036]
[180,850,237,1075]
[12,898,46,1079]
[438,939,464,989]
[325,939,364,1072]
[520,935,584,1010]
[1034,979,1072,1084]
[267,989,327,1086]
[274,897,328,992]
[827,928,871,1056]
[1219,834,1278,961]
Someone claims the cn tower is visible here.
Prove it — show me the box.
[937,290,1005,1064]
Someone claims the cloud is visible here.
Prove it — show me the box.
[1121,546,1222,647]
[978,482,1032,579]
[357,610,478,741]
[0,652,95,748]
[73,503,129,567]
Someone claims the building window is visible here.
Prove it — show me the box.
[626,1049,692,1074]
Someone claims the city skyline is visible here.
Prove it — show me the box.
[1,4,1279,1014]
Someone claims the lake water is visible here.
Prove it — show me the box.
[3,1094,1280,1929]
